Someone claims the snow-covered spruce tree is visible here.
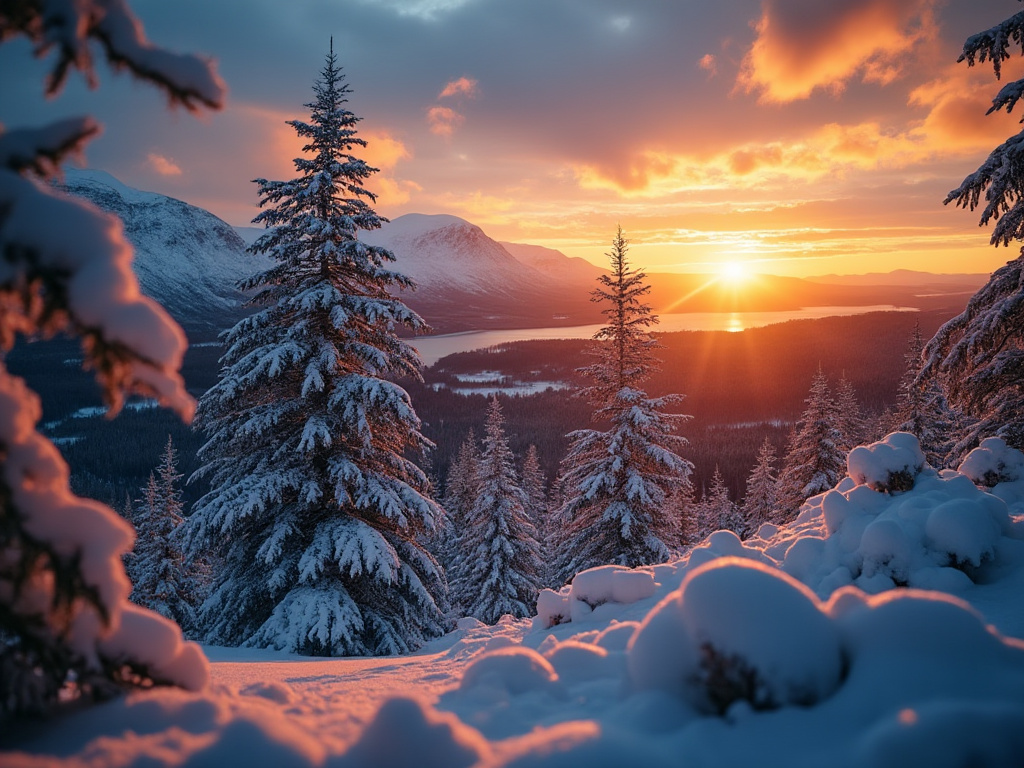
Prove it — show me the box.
[186,45,445,656]
[438,429,480,576]
[520,444,548,536]
[0,0,222,717]
[705,465,744,538]
[923,7,1024,452]
[834,373,865,452]
[128,438,194,634]
[742,437,778,536]
[775,367,846,521]
[452,397,541,624]
[553,227,693,584]
[893,321,956,467]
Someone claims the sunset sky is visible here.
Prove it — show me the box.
[3,0,1023,276]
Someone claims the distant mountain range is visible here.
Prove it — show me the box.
[62,170,987,335]
[61,169,271,335]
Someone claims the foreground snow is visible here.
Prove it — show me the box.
[5,436,1024,767]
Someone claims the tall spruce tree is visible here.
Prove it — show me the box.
[453,398,542,624]
[893,321,956,467]
[129,438,195,633]
[923,8,1024,452]
[742,437,779,536]
[776,368,846,520]
[706,465,744,537]
[186,43,445,656]
[834,373,865,452]
[553,227,693,583]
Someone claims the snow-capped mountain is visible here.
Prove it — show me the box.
[359,213,600,331]
[499,240,607,285]
[60,169,270,333]
[362,213,548,295]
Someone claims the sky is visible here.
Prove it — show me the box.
[3,0,1023,276]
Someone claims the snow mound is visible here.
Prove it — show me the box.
[342,697,488,768]
[790,466,1014,594]
[457,646,559,697]
[847,432,925,493]
[534,564,656,629]
[959,437,1024,487]
[628,558,843,713]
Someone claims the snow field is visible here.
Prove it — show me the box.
[6,433,1024,766]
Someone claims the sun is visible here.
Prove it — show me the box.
[720,260,749,283]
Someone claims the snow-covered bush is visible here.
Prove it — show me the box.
[534,564,656,629]
[847,432,926,494]
[628,558,844,714]
[789,469,1013,592]
[958,437,1024,488]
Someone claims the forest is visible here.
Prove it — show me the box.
[7,305,961,510]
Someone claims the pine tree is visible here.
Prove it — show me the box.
[706,466,743,537]
[0,0,222,716]
[554,227,694,583]
[693,487,715,543]
[742,437,778,536]
[453,398,542,624]
[520,445,548,532]
[892,321,956,467]
[776,368,846,520]
[129,438,195,633]
[185,44,445,656]
[923,9,1024,452]
[834,373,865,452]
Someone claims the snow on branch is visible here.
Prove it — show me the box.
[2,0,225,110]
[958,9,1024,80]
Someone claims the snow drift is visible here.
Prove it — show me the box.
[6,434,1024,766]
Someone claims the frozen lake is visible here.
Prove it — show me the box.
[410,305,916,368]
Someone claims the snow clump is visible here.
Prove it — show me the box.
[847,432,926,493]
[627,558,844,714]
[958,437,1024,488]
[534,564,656,629]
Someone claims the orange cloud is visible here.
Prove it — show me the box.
[699,54,717,78]
[362,130,411,171]
[438,76,478,99]
[737,0,937,103]
[909,64,1024,152]
[146,152,182,176]
[427,105,464,137]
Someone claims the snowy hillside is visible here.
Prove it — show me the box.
[359,214,599,331]
[61,169,271,332]
[6,433,1024,766]
[362,213,548,295]
[500,239,607,285]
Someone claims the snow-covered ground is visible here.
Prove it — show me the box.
[4,434,1024,767]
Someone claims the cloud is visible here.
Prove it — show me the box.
[427,105,465,136]
[362,130,412,170]
[439,77,479,99]
[737,0,938,103]
[699,54,717,78]
[146,152,182,176]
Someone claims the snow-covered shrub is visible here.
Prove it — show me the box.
[958,437,1024,488]
[847,432,926,494]
[534,564,656,629]
[789,470,1013,593]
[628,558,844,714]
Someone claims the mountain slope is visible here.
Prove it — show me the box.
[61,169,270,334]
[361,214,599,331]
[499,240,607,285]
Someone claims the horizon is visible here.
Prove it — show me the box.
[3,0,1020,277]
